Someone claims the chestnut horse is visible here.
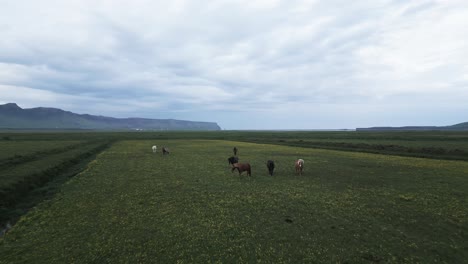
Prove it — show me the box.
[295,159,304,175]
[232,163,251,177]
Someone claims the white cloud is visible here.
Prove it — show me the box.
[0,84,167,117]
[0,0,467,128]
[353,1,468,97]
[0,85,64,106]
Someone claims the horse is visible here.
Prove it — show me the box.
[232,163,251,177]
[295,159,304,175]
[233,147,238,156]
[152,145,157,153]
[266,160,275,176]
[228,156,239,167]
[162,147,170,155]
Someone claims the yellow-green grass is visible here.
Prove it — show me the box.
[1,140,467,263]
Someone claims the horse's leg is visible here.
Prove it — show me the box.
[239,168,246,178]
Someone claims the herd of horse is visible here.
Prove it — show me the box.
[153,145,305,177]
[228,147,304,177]
[152,145,170,155]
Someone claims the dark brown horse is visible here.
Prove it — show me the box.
[228,156,239,167]
[232,163,251,177]
[162,147,170,155]
[266,160,275,176]
[233,147,238,156]
[295,159,304,175]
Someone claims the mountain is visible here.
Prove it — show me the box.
[449,122,468,129]
[0,103,221,130]
[356,122,468,131]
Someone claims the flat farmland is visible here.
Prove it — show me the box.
[1,139,467,263]
[229,131,468,161]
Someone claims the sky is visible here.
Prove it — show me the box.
[1,0,467,130]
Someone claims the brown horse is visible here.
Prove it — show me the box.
[232,163,251,177]
[295,159,304,175]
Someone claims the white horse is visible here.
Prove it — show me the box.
[152,145,157,153]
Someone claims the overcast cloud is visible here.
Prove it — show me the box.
[1,0,467,129]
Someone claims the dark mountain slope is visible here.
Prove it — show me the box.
[356,122,468,131]
[0,103,220,130]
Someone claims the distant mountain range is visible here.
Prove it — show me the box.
[0,103,221,131]
[356,123,468,131]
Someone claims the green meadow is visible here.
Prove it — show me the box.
[1,136,467,263]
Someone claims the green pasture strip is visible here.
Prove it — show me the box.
[238,138,468,161]
[302,138,468,151]
[251,138,468,151]
[1,140,467,263]
[0,140,83,161]
[217,131,468,161]
[0,141,99,171]
[2,130,468,142]
[4,130,467,161]
[0,141,113,230]
[0,141,113,210]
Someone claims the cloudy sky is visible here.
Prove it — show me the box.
[1,0,467,129]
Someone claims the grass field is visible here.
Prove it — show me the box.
[0,138,113,227]
[2,130,468,160]
[1,138,467,263]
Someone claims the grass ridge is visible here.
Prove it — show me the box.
[0,141,114,227]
